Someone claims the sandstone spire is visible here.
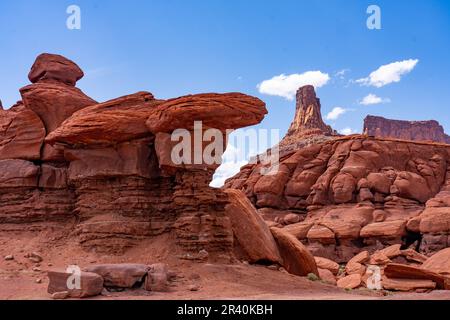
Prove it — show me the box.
[280,85,334,147]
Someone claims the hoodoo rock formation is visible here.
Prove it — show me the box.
[364,115,450,144]
[225,86,450,265]
[3,56,450,297]
[0,53,273,262]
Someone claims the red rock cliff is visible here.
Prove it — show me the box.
[364,115,450,144]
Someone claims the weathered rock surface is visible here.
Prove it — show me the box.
[84,264,150,288]
[145,93,267,133]
[47,270,104,298]
[45,92,157,146]
[20,82,97,134]
[0,103,45,160]
[337,274,361,290]
[270,227,318,277]
[421,248,450,275]
[145,263,169,292]
[281,85,334,147]
[28,53,84,86]
[384,263,450,290]
[314,257,340,275]
[224,189,282,264]
[382,278,436,292]
[226,86,450,262]
[364,115,450,144]
[0,53,268,261]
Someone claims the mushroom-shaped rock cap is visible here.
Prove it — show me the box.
[146,93,267,133]
[28,53,84,86]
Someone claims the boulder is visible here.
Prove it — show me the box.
[393,172,432,203]
[145,263,169,292]
[382,277,436,292]
[360,220,407,238]
[283,213,301,225]
[307,225,336,244]
[318,268,337,285]
[320,206,373,240]
[367,173,391,194]
[346,262,366,276]
[379,244,402,259]
[422,248,450,276]
[337,274,361,290]
[419,207,450,233]
[314,257,340,275]
[84,264,150,288]
[401,249,428,264]
[384,263,450,289]
[224,189,281,264]
[283,222,314,240]
[369,252,391,266]
[347,251,370,265]
[28,53,84,86]
[270,227,318,277]
[47,270,104,298]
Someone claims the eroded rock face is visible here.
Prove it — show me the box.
[364,115,450,144]
[225,87,450,262]
[0,53,267,258]
[226,135,450,261]
[280,86,335,151]
[0,103,46,161]
[224,189,282,264]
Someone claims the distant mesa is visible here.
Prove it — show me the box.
[364,115,450,144]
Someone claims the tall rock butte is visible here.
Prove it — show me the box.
[281,86,334,146]
[364,115,450,144]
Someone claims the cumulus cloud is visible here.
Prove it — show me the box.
[257,71,330,100]
[360,94,391,105]
[326,107,348,121]
[356,59,419,88]
[339,127,356,135]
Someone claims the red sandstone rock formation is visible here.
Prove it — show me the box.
[0,53,269,260]
[364,115,450,144]
[280,85,335,148]
[225,88,450,263]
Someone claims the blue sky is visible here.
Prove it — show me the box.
[1,0,449,184]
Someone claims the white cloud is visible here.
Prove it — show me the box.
[326,107,348,121]
[339,127,356,135]
[356,59,419,88]
[257,71,330,100]
[360,94,391,105]
[335,69,350,79]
